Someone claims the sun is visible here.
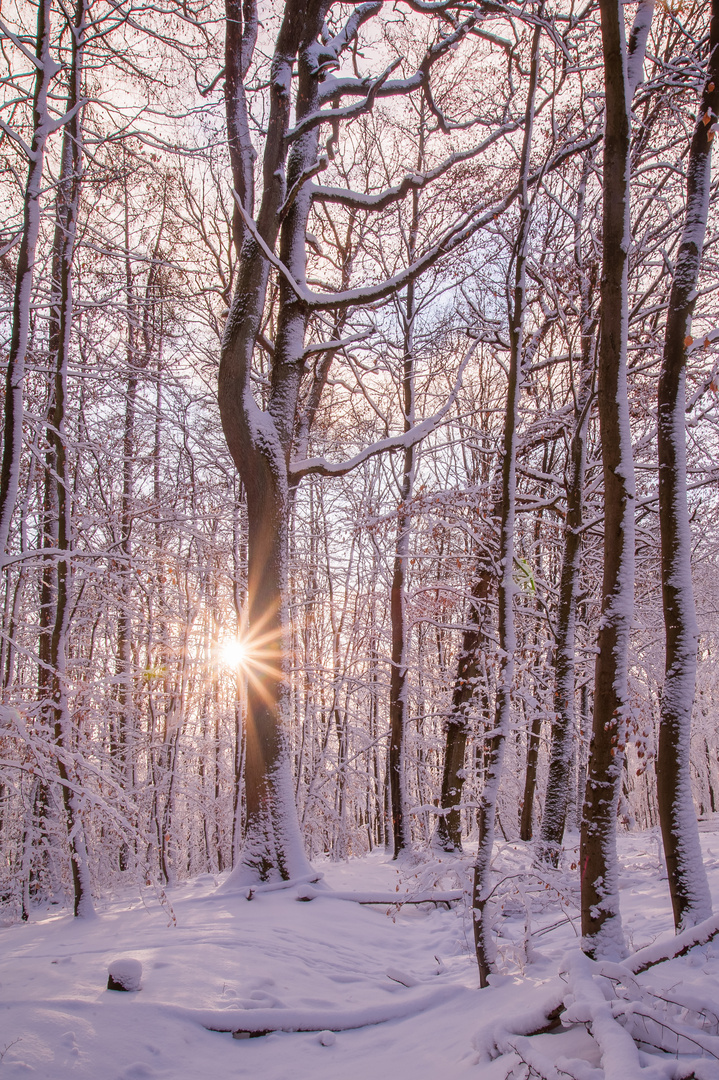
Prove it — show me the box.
[220,637,247,669]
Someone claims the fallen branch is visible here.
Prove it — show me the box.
[624,912,719,975]
[295,884,463,906]
[614,1000,719,1059]
[473,983,566,1061]
[217,871,324,898]
[182,984,466,1035]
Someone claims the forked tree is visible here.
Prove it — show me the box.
[218,0,541,882]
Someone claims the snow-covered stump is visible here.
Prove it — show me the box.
[107,958,142,992]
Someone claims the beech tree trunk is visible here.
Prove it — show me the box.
[435,565,492,852]
[47,0,94,917]
[473,19,541,987]
[538,164,598,865]
[656,1,717,931]
[389,165,422,858]
[580,0,645,961]
[219,0,325,882]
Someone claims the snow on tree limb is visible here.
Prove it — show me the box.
[289,339,478,481]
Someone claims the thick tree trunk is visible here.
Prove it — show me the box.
[219,0,326,882]
[656,4,717,931]
[580,0,644,960]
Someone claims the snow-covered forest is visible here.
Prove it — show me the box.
[1,0,719,1075]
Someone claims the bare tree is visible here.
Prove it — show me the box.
[579,0,653,960]
[655,0,717,931]
[218,0,526,882]
[537,150,598,866]
[473,14,543,987]
[0,0,59,556]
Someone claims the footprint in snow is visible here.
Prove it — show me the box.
[117,1064,163,1079]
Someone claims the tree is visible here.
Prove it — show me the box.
[0,0,58,558]
[579,0,653,960]
[655,0,717,931]
[537,148,598,866]
[218,0,528,883]
[473,13,543,987]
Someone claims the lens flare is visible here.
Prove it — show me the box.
[220,637,247,668]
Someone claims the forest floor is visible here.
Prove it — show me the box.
[2,825,719,1079]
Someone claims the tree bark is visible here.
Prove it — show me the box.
[473,18,542,987]
[656,1,717,931]
[580,0,642,961]
[538,170,598,864]
[436,564,492,852]
[0,0,57,558]
[389,161,422,858]
[47,0,94,917]
[219,0,326,882]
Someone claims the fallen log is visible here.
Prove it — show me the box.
[295,885,463,907]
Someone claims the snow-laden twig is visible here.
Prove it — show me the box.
[473,983,566,1061]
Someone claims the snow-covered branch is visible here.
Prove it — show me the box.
[289,340,478,482]
[310,125,518,212]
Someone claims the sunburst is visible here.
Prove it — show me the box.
[219,607,286,709]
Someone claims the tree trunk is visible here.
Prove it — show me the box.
[520,709,542,841]
[219,0,325,882]
[435,564,492,852]
[538,181,598,863]
[47,0,94,917]
[388,292,418,856]
[579,0,648,960]
[656,3,717,930]
[0,0,56,558]
[473,18,542,987]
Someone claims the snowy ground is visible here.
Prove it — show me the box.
[3,825,719,1079]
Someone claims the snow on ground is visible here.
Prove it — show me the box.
[2,825,719,1079]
